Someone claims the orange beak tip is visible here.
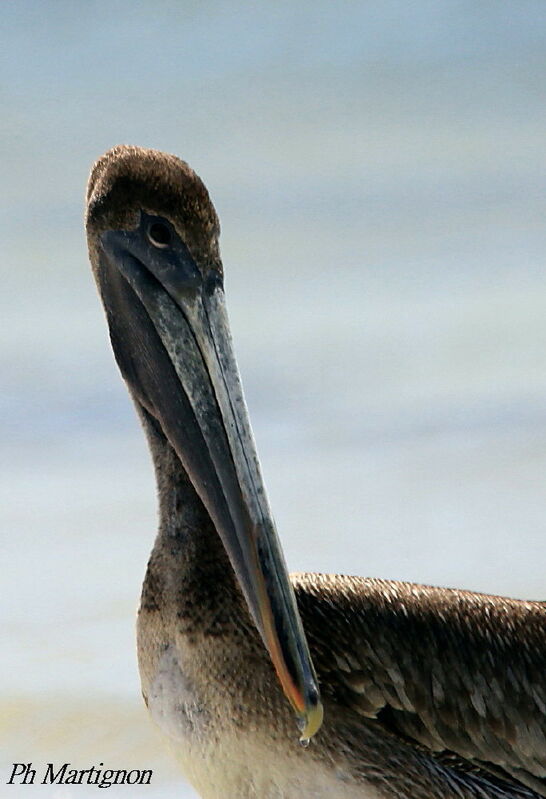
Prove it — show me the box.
[298,699,324,744]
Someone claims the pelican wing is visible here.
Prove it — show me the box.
[293,573,546,795]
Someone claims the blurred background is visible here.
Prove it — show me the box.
[2,2,546,796]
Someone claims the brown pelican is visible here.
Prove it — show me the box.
[86,145,546,798]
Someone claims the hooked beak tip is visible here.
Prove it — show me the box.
[298,699,324,743]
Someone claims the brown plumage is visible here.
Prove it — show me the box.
[86,145,546,799]
[87,145,221,271]
[295,575,545,796]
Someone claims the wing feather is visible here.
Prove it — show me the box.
[292,574,546,795]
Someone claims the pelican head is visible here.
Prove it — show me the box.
[85,145,323,741]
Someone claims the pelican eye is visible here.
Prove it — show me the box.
[147,221,172,248]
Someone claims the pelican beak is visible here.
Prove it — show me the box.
[96,212,323,740]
